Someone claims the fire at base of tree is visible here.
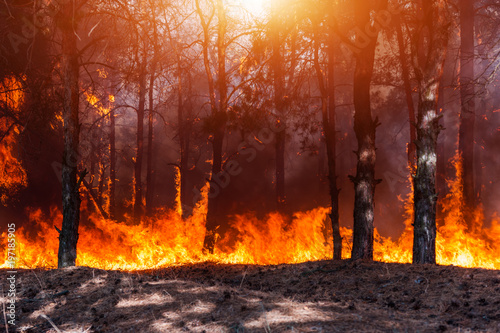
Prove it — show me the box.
[0,0,499,331]
[0,155,499,270]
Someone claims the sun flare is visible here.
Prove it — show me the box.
[240,0,265,14]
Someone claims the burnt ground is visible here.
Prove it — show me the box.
[1,260,499,332]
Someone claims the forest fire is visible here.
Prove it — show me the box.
[1,0,499,331]
[2,160,498,271]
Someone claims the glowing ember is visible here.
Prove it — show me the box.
[1,154,498,270]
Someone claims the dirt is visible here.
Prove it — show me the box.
[1,260,499,332]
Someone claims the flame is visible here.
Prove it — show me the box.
[174,168,183,217]
[0,76,27,204]
[435,154,500,269]
[1,152,498,270]
[371,154,500,269]
[85,92,112,116]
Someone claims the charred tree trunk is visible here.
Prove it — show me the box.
[134,67,146,222]
[58,2,81,268]
[413,92,440,264]
[327,32,341,261]
[97,164,105,208]
[88,112,97,213]
[146,70,156,216]
[146,19,158,217]
[312,14,342,260]
[275,128,285,209]
[204,119,225,253]
[396,20,417,171]
[272,1,286,210]
[349,0,381,261]
[436,79,446,222]
[177,63,191,218]
[199,0,228,253]
[474,107,482,212]
[459,0,476,225]
[412,0,449,264]
[109,106,116,220]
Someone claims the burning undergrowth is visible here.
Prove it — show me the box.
[1,156,499,271]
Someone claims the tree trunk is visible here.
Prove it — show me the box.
[275,129,285,209]
[474,104,482,212]
[202,0,228,253]
[98,164,104,208]
[88,111,97,213]
[396,21,417,172]
[134,67,146,222]
[177,63,191,218]
[412,0,448,264]
[436,78,446,222]
[272,0,285,210]
[459,0,476,226]
[312,14,342,260]
[204,122,225,253]
[58,1,81,268]
[350,0,380,261]
[109,106,116,220]
[146,70,156,216]
[327,28,341,261]
[413,88,440,264]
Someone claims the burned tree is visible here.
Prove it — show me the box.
[195,0,229,253]
[395,16,418,171]
[348,0,383,260]
[310,2,342,260]
[134,64,147,222]
[57,0,83,268]
[458,0,477,224]
[271,0,286,211]
[411,0,449,264]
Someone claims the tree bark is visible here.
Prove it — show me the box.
[109,105,116,220]
[396,20,417,172]
[198,0,228,253]
[88,111,97,213]
[275,129,285,209]
[272,0,286,210]
[97,164,105,207]
[459,0,476,225]
[327,25,341,261]
[412,0,449,264]
[134,66,146,222]
[146,18,158,217]
[436,78,446,222]
[58,1,81,268]
[146,69,156,216]
[177,62,191,218]
[349,0,381,261]
[312,13,341,260]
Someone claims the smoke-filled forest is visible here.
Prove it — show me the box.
[1,0,499,331]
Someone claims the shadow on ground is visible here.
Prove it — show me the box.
[1,260,499,332]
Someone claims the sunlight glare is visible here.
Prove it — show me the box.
[240,0,265,15]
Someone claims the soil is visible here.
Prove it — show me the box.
[1,260,499,332]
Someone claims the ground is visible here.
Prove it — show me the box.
[1,260,499,332]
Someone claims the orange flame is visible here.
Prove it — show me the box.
[0,76,27,205]
[85,92,114,116]
[1,153,498,270]
[174,168,183,217]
